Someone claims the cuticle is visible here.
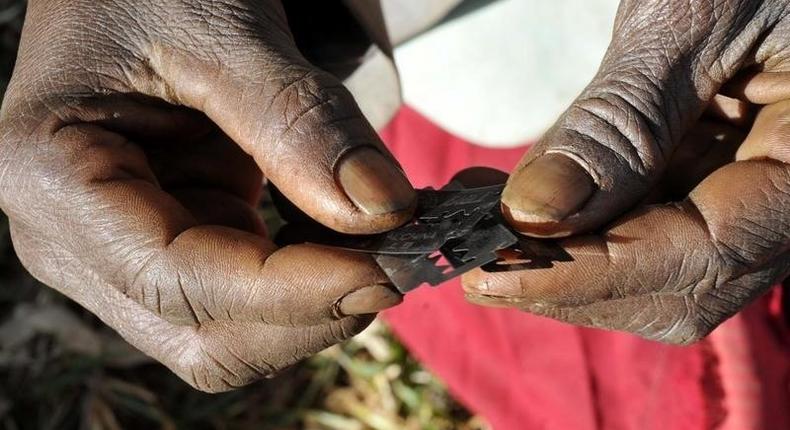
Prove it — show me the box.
[332,283,399,319]
[544,148,602,186]
[332,143,386,177]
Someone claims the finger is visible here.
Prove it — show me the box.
[171,188,266,235]
[465,159,789,344]
[39,93,214,143]
[703,94,754,129]
[9,225,371,392]
[1,124,400,327]
[723,71,790,106]
[501,2,768,237]
[275,166,510,244]
[145,19,416,234]
[133,234,401,326]
[148,130,265,206]
[737,99,790,163]
[175,316,372,392]
[656,120,744,200]
[449,167,509,188]
[268,183,314,226]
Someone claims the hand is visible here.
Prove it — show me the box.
[0,0,415,392]
[463,0,790,344]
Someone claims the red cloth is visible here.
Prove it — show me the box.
[380,106,790,430]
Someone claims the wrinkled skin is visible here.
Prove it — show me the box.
[4,0,790,394]
[0,0,417,392]
[464,0,790,344]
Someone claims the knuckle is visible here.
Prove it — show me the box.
[247,66,373,185]
[266,68,363,143]
[181,0,288,44]
[173,336,274,393]
[172,347,231,393]
[651,316,713,345]
[128,255,209,326]
[690,162,790,277]
[561,92,663,184]
[644,293,718,345]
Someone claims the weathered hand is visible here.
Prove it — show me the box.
[0,0,415,391]
[464,0,790,344]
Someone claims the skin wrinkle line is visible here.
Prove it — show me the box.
[616,56,677,132]
[690,295,721,332]
[227,346,270,377]
[201,344,243,381]
[604,77,676,143]
[266,69,318,120]
[654,295,693,342]
[575,96,656,176]
[139,43,189,106]
[190,254,218,322]
[680,197,749,279]
[641,294,670,334]
[584,95,661,176]
[25,226,208,384]
[554,127,634,187]
[7,0,790,392]
[514,281,722,315]
[623,303,651,333]
[176,270,201,324]
[279,96,335,138]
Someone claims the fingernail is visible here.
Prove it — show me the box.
[502,153,595,223]
[337,147,416,215]
[466,294,521,308]
[337,284,402,316]
[463,274,523,298]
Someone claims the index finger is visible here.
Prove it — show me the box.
[464,161,790,344]
[1,123,400,327]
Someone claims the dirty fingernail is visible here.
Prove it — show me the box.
[502,153,595,223]
[465,294,517,309]
[338,284,402,316]
[337,147,416,215]
[462,271,524,298]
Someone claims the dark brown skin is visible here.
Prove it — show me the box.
[3,0,789,393]
[464,0,790,344]
[0,0,416,392]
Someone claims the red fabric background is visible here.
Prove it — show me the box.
[379,106,790,430]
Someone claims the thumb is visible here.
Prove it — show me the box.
[144,21,415,234]
[502,1,763,237]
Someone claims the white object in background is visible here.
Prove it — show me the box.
[393,0,619,147]
[381,0,463,44]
